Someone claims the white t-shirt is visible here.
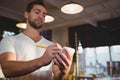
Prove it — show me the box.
[0,33,53,80]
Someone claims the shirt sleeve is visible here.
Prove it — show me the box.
[0,37,15,54]
[0,64,5,78]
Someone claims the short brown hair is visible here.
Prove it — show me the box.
[26,0,46,12]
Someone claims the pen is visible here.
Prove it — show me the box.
[36,45,47,48]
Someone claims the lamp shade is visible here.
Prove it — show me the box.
[16,20,26,29]
[61,3,84,14]
[45,15,54,23]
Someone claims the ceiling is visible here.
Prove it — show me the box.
[0,0,120,30]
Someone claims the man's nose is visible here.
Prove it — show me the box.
[38,13,44,19]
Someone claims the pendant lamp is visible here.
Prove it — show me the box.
[45,15,54,23]
[16,20,26,29]
[61,0,84,14]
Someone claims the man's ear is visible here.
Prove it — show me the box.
[24,12,29,19]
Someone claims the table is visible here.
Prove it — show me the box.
[95,77,120,80]
[74,75,93,80]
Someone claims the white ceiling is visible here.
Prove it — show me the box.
[0,0,120,30]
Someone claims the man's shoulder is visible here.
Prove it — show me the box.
[1,33,21,42]
[42,37,52,43]
[42,37,53,45]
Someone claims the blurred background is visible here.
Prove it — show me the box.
[0,0,120,80]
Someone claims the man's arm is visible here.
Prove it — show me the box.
[0,43,61,78]
[0,52,45,78]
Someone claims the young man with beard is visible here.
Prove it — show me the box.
[0,1,74,80]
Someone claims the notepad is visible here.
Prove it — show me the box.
[62,47,75,55]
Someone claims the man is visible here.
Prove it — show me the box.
[0,1,74,80]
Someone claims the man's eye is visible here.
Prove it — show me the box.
[34,9,40,14]
[35,11,40,14]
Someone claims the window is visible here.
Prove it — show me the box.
[77,45,120,76]
[111,45,120,61]
[2,31,15,37]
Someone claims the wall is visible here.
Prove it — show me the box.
[52,26,69,47]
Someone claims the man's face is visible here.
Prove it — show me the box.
[26,5,47,29]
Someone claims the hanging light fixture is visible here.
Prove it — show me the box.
[16,20,26,29]
[16,15,54,29]
[45,15,54,23]
[61,0,84,14]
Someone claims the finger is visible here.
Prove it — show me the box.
[52,47,61,51]
[53,58,64,69]
[64,47,74,60]
[64,47,71,60]
[58,51,69,66]
[53,58,60,66]
[52,43,62,48]
[55,53,67,68]
[50,43,62,51]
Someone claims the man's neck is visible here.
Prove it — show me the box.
[22,28,42,42]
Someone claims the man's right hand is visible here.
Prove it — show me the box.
[41,43,62,66]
